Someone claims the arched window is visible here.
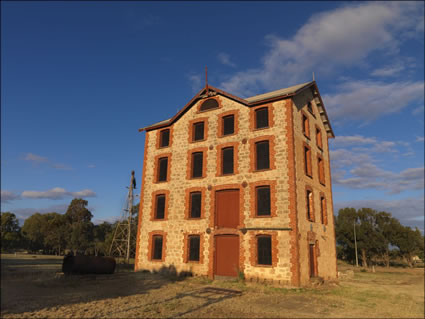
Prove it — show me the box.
[200,98,218,111]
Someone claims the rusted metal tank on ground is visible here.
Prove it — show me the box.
[62,255,116,274]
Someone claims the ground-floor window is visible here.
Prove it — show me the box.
[152,235,163,260]
[188,235,200,262]
[257,235,272,265]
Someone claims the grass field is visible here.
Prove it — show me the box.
[1,253,424,318]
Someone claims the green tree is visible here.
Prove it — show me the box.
[1,212,22,252]
[44,213,69,255]
[21,213,49,252]
[93,222,113,256]
[393,225,424,268]
[374,211,401,267]
[336,207,391,267]
[64,198,94,255]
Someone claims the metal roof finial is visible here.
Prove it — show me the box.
[205,66,209,94]
[312,71,315,81]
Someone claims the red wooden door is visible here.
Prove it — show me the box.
[215,235,239,277]
[215,190,239,228]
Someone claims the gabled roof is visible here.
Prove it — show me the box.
[139,81,334,138]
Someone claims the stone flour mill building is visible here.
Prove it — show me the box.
[135,80,337,286]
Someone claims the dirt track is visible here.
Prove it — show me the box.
[1,254,424,318]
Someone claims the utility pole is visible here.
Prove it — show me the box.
[354,220,359,267]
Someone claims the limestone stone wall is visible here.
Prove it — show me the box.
[292,90,338,285]
[135,90,336,286]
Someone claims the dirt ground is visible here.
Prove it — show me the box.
[1,254,424,318]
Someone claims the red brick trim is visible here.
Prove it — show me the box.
[249,135,276,172]
[207,233,214,279]
[156,126,174,149]
[197,96,223,113]
[303,142,313,178]
[317,154,325,186]
[209,183,245,229]
[186,147,208,180]
[315,125,323,150]
[326,137,338,277]
[150,190,170,221]
[217,109,240,138]
[148,230,167,262]
[188,117,209,144]
[249,104,275,131]
[286,99,300,286]
[301,110,310,139]
[306,185,315,222]
[184,187,206,219]
[249,180,277,218]
[182,232,205,264]
[249,231,278,268]
[153,153,172,183]
[135,132,149,271]
[216,142,239,176]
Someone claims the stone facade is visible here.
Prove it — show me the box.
[135,82,337,286]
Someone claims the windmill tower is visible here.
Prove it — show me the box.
[109,170,137,263]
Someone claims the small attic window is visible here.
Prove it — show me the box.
[200,98,218,111]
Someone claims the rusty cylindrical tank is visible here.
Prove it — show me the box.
[62,255,116,274]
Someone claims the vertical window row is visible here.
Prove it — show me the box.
[152,235,163,261]
[304,145,312,177]
[191,152,204,178]
[157,157,169,182]
[257,235,272,265]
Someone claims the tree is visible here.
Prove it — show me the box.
[1,212,22,252]
[374,211,401,267]
[44,213,68,255]
[21,213,49,252]
[93,222,113,256]
[335,207,393,267]
[64,198,94,255]
[393,225,424,268]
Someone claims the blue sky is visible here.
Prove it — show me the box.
[1,1,424,231]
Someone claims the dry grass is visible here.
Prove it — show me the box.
[1,254,424,318]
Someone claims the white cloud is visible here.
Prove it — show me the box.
[24,153,48,163]
[371,64,405,77]
[1,191,20,203]
[23,153,73,170]
[21,187,96,200]
[88,164,96,168]
[220,1,424,96]
[334,196,424,232]
[323,80,424,122]
[187,73,202,94]
[416,136,425,142]
[217,52,236,68]
[412,105,424,115]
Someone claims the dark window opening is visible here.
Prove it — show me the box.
[200,98,219,111]
[190,192,201,218]
[160,129,170,147]
[158,157,168,182]
[320,196,326,224]
[318,157,325,184]
[307,101,313,114]
[223,115,234,135]
[192,152,203,178]
[257,236,272,265]
[188,235,200,261]
[255,108,269,129]
[256,186,271,216]
[155,194,165,219]
[302,114,310,137]
[222,147,234,175]
[304,146,311,177]
[307,190,313,221]
[193,122,205,141]
[256,141,270,170]
[152,235,163,260]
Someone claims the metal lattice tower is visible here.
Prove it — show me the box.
[109,170,137,263]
